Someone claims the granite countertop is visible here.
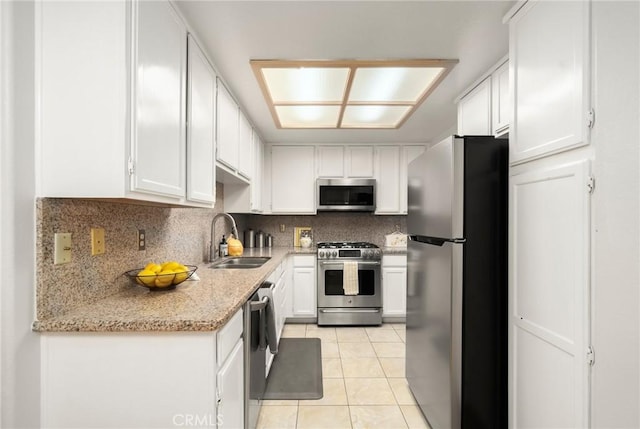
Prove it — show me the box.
[33,246,316,333]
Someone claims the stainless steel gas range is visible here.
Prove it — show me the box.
[316,242,382,326]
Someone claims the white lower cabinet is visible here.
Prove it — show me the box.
[215,309,244,429]
[291,255,317,318]
[216,340,243,429]
[41,332,217,428]
[41,309,246,429]
[382,255,407,320]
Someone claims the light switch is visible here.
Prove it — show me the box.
[54,233,72,265]
[91,228,105,256]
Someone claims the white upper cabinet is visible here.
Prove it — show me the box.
[509,0,590,164]
[216,81,240,170]
[317,146,345,178]
[346,146,374,178]
[251,133,264,212]
[456,56,510,138]
[237,112,253,179]
[457,77,492,136]
[131,0,187,198]
[267,143,424,215]
[316,145,374,178]
[270,145,316,214]
[186,35,216,205]
[374,144,426,215]
[37,0,217,207]
[492,60,510,137]
[374,146,401,214]
[400,145,426,214]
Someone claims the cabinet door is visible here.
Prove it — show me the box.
[131,1,186,198]
[317,146,345,178]
[292,267,316,317]
[186,36,216,205]
[216,82,239,170]
[217,340,244,429]
[457,77,491,136]
[401,145,426,214]
[237,112,252,178]
[346,146,374,178]
[509,0,590,164]
[382,266,407,317]
[251,133,263,212]
[510,160,590,428]
[492,60,510,136]
[374,146,401,214]
[270,145,316,213]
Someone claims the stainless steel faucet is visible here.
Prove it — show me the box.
[210,213,239,262]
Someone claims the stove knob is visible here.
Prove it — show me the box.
[331,250,338,258]
[319,250,325,259]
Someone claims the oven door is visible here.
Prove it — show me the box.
[317,260,381,308]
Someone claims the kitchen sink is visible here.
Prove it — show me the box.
[209,256,271,270]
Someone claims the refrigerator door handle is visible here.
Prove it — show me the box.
[408,235,466,246]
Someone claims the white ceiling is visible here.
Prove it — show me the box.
[174,1,514,144]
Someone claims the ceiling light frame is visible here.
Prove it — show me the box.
[251,59,458,129]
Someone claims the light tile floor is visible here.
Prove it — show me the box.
[257,323,431,429]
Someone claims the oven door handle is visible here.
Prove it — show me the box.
[319,308,381,313]
[318,260,381,267]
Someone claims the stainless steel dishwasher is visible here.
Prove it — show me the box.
[244,281,275,429]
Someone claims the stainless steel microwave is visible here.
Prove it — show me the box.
[317,178,376,212]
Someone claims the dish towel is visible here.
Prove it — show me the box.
[258,287,278,354]
[343,261,359,296]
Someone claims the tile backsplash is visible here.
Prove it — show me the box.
[36,186,225,319]
[241,212,407,248]
[36,187,406,319]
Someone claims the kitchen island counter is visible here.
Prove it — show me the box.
[33,246,315,333]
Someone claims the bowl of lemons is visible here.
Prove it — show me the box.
[125,261,197,291]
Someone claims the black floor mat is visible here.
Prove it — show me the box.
[263,338,323,400]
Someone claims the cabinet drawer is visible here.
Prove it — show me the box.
[292,255,315,268]
[382,255,407,267]
[217,308,243,364]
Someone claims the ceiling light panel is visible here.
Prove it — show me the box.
[251,59,458,129]
[262,67,350,103]
[348,67,445,103]
[275,105,341,128]
[341,105,412,128]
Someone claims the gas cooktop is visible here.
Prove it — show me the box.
[316,242,381,260]
[316,242,379,249]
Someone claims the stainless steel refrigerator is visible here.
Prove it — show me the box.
[406,135,507,429]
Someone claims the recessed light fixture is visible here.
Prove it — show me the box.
[251,59,458,129]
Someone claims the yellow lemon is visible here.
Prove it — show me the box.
[162,261,181,271]
[137,269,157,287]
[174,267,190,284]
[144,262,162,273]
[154,269,175,287]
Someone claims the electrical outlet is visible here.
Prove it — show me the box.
[54,233,72,265]
[137,229,146,251]
[280,224,286,233]
[91,228,105,255]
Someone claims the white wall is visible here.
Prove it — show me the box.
[591,2,640,427]
[0,1,40,427]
